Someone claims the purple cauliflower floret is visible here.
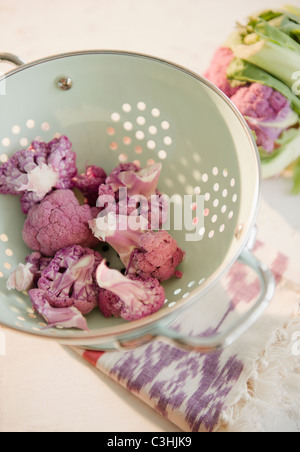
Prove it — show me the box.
[230,83,293,153]
[105,162,140,192]
[22,189,99,256]
[90,213,145,267]
[96,161,168,229]
[72,165,107,205]
[97,260,165,321]
[6,251,52,292]
[130,230,185,282]
[0,136,77,214]
[106,162,162,199]
[97,183,167,229]
[25,252,52,285]
[32,245,102,317]
[29,289,88,330]
[90,213,184,282]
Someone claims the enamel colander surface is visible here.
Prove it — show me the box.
[0,51,272,350]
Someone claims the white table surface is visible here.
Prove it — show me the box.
[0,0,299,433]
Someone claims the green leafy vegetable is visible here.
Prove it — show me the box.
[228,20,300,91]
[261,129,300,178]
[292,160,300,194]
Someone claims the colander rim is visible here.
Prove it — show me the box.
[0,49,261,343]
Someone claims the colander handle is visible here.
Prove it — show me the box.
[117,249,275,353]
[0,52,26,67]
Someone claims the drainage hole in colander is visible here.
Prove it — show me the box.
[123,121,133,131]
[12,125,21,134]
[137,116,146,126]
[137,101,146,111]
[119,154,128,163]
[151,108,160,118]
[0,154,8,163]
[161,121,170,130]
[222,189,228,198]
[41,122,50,132]
[147,140,156,150]
[123,136,131,145]
[122,103,132,113]
[136,131,145,140]
[163,136,172,146]
[26,119,35,129]
[135,145,143,155]
[109,142,118,151]
[20,138,29,147]
[2,138,10,147]
[193,153,201,163]
[111,112,121,122]
[158,150,167,160]
[193,170,201,181]
[107,127,115,136]
[148,126,157,135]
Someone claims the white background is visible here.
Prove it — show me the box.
[0,0,299,432]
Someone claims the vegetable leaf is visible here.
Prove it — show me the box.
[292,160,300,194]
[253,18,300,52]
[228,19,300,91]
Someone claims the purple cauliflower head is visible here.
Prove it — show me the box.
[34,245,102,316]
[97,260,166,321]
[230,83,295,153]
[23,189,99,256]
[72,165,107,205]
[0,136,77,214]
[205,48,297,153]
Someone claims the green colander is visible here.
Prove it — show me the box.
[0,50,275,352]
